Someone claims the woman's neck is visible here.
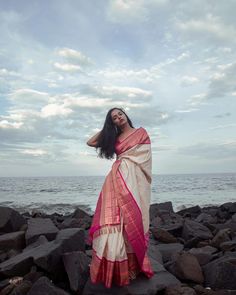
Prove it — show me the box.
[120,123,133,133]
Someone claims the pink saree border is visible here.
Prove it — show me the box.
[117,168,147,268]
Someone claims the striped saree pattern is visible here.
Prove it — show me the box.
[88,127,154,288]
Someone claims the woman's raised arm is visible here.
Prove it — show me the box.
[86,131,101,147]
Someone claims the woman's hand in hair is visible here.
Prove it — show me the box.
[86,131,101,147]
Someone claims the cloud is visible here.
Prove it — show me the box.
[209,124,236,130]
[107,0,169,23]
[177,141,236,159]
[0,120,23,129]
[175,108,199,113]
[207,62,236,98]
[21,148,48,156]
[213,112,231,118]
[186,93,207,106]
[180,76,199,87]
[176,13,236,42]
[57,48,93,66]
[8,89,49,106]
[53,62,82,73]
[79,85,152,101]
[41,103,73,118]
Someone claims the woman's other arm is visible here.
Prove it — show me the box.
[86,131,101,147]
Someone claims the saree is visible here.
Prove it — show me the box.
[88,127,154,288]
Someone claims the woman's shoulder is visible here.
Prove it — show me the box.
[139,127,148,133]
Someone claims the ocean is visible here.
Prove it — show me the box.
[0,173,235,215]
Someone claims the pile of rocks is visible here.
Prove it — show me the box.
[0,201,235,294]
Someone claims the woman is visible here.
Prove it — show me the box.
[86,107,154,288]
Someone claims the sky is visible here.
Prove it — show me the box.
[0,0,236,177]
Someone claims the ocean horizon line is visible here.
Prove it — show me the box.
[0,171,235,178]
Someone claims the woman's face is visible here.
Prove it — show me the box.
[111,109,127,127]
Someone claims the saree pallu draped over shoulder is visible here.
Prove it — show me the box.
[88,127,154,288]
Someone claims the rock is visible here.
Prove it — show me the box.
[195,213,217,224]
[202,206,219,215]
[58,216,91,230]
[151,227,178,243]
[176,205,201,218]
[0,207,26,233]
[168,252,204,284]
[220,239,236,251]
[0,231,25,251]
[232,213,236,222]
[72,207,92,219]
[165,285,197,295]
[23,266,44,284]
[210,228,231,248]
[203,252,236,290]
[23,235,48,251]
[156,243,184,263]
[0,228,85,279]
[188,245,218,265]
[216,209,230,221]
[0,251,8,263]
[150,216,162,228]
[147,244,164,265]
[55,228,85,253]
[150,202,174,221]
[0,283,15,294]
[220,202,236,214]
[151,212,184,238]
[0,278,10,291]
[125,272,181,295]
[7,249,20,259]
[25,218,59,245]
[0,254,34,277]
[62,251,90,292]
[82,272,181,295]
[85,249,93,258]
[8,279,32,295]
[27,276,70,295]
[182,219,213,242]
[212,220,236,233]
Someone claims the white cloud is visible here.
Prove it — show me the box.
[187,93,207,106]
[21,149,48,156]
[107,0,168,23]
[57,48,93,66]
[41,103,73,118]
[175,108,199,113]
[0,120,23,129]
[180,76,199,87]
[81,85,152,100]
[176,14,236,42]
[8,89,49,105]
[53,62,82,73]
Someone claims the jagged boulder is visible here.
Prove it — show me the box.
[188,245,217,265]
[182,219,213,246]
[0,228,85,280]
[156,243,184,263]
[167,252,204,284]
[25,218,59,245]
[203,252,236,290]
[27,276,70,294]
[63,250,90,292]
[0,207,26,233]
[0,231,25,251]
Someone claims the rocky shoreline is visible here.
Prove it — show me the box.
[0,201,236,294]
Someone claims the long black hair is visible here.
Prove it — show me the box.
[96,107,134,159]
